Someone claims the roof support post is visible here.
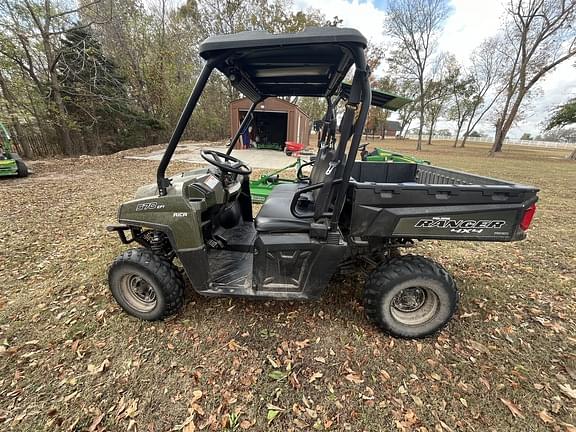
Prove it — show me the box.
[330,46,371,229]
[226,100,259,156]
[157,62,214,196]
[319,97,333,147]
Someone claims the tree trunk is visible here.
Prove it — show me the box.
[427,113,440,146]
[46,60,74,155]
[11,121,32,158]
[453,120,464,148]
[491,129,504,154]
[460,133,468,148]
[416,79,425,151]
[39,4,75,156]
[25,87,50,155]
[453,129,460,147]
[490,117,505,155]
[0,72,33,157]
[569,147,576,160]
[416,110,424,151]
[427,124,434,146]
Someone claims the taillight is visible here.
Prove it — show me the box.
[520,204,537,231]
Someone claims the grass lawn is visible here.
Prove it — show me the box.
[1,139,575,431]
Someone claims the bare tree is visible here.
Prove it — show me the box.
[423,53,453,145]
[490,0,576,155]
[459,37,507,147]
[384,0,450,150]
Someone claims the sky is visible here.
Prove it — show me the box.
[294,0,576,138]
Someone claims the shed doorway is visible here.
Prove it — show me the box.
[240,110,288,150]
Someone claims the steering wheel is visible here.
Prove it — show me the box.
[200,149,252,175]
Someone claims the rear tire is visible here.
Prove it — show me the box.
[15,159,29,177]
[363,255,459,338]
[108,248,185,320]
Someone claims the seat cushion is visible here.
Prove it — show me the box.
[268,183,302,195]
[255,186,312,233]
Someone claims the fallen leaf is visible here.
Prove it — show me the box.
[294,340,310,349]
[309,372,323,383]
[561,422,576,432]
[538,409,555,424]
[63,391,78,402]
[239,419,254,430]
[190,390,202,404]
[266,410,280,424]
[431,373,441,381]
[266,403,284,412]
[125,399,139,418]
[411,395,423,407]
[345,373,364,384]
[183,420,196,432]
[127,419,137,431]
[293,418,308,428]
[268,370,288,381]
[500,398,524,419]
[313,357,326,364]
[267,356,280,368]
[467,340,490,354]
[559,383,576,399]
[190,403,204,416]
[88,412,105,431]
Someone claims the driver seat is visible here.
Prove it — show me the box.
[254,147,337,233]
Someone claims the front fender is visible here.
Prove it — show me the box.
[118,196,204,250]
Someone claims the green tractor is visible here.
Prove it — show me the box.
[0,123,29,178]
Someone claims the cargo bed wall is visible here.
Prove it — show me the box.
[347,162,539,242]
[415,165,512,186]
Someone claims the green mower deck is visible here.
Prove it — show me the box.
[0,122,28,178]
[364,147,431,164]
[249,158,302,203]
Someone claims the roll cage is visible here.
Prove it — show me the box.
[317,83,412,148]
[156,27,374,230]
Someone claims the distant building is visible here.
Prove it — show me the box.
[365,120,401,138]
[383,120,401,137]
[229,97,310,150]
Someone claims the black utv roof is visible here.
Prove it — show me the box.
[340,83,412,111]
[199,27,367,101]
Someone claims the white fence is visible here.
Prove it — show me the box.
[404,134,576,150]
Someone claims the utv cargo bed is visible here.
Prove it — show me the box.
[346,162,538,242]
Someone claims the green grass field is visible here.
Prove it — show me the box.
[1,140,575,431]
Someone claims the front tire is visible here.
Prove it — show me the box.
[364,255,459,338]
[108,248,185,320]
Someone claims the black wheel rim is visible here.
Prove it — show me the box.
[390,287,439,326]
[119,274,157,313]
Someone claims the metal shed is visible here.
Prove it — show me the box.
[229,97,310,150]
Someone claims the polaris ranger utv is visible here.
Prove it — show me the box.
[107,27,539,338]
